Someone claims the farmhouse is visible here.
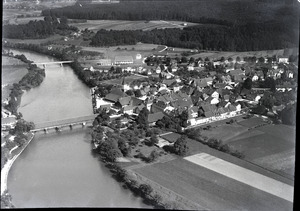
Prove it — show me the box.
[114,56,134,65]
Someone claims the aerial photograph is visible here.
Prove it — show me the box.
[1,0,298,210]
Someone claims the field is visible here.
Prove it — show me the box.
[191,49,288,60]
[227,123,296,179]
[101,74,147,86]
[70,20,199,32]
[1,56,28,86]
[133,157,293,211]
[184,115,296,180]
[80,44,160,64]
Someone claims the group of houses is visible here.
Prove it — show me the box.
[91,53,297,127]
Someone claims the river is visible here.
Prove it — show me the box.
[7,49,150,208]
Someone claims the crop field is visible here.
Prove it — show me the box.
[227,123,296,179]
[237,116,268,128]
[188,115,295,179]
[200,124,249,143]
[70,20,199,32]
[133,157,292,211]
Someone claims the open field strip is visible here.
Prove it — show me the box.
[184,152,294,202]
[70,20,199,32]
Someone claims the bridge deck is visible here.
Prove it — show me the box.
[34,114,98,130]
[32,61,73,65]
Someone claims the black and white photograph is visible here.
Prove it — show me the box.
[1,0,298,210]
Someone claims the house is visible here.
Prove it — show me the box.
[97,59,112,66]
[252,73,259,81]
[188,106,199,119]
[1,117,17,130]
[114,56,133,65]
[187,64,194,71]
[278,56,289,64]
[162,79,177,87]
[148,112,165,126]
[156,66,162,74]
[104,88,128,103]
[211,91,220,99]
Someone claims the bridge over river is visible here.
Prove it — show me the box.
[31,114,98,133]
[32,61,73,67]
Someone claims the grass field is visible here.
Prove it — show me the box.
[70,20,199,32]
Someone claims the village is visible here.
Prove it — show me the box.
[90,51,297,132]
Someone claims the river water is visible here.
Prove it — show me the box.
[7,49,150,208]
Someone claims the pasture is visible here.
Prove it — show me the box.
[70,20,199,32]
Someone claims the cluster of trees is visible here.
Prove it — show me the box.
[89,21,297,51]
[155,111,188,132]
[3,16,78,39]
[4,54,45,115]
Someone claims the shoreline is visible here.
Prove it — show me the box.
[1,133,35,196]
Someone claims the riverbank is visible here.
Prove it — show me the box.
[1,51,43,208]
[1,133,34,197]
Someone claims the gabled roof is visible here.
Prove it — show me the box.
[204,110,214,117]
[228,104,237,111]
[162,79,177,86]
[105,88,128,103]
[148,112,165,123]
[119,96,132,106]
[229,69,244,75]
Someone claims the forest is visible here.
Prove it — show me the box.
[90,22,297,51]
[42,0,297,25]
[2,16,77,39]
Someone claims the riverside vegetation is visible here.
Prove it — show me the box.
[1,53,44,208]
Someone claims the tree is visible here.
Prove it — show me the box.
[243,77,252,90]
[181,56,188,63]
[139,184,153,197]
[149,135,159,146]
[136,107,149,129]
[134,89,143,98]
[236,56,241,62]
[147,149,159,162]
[258,57,265,63]
[173,135,189,156]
